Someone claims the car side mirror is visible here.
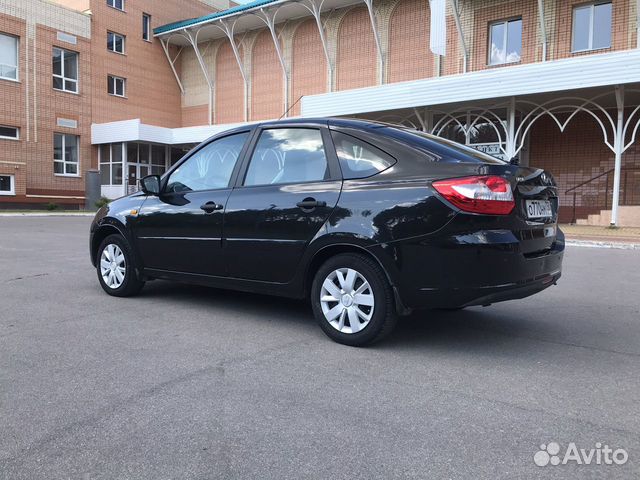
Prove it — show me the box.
[140,175,161,196]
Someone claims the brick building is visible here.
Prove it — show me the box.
[0,0,230,207]
[2,0,640,225]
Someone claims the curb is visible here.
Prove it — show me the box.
[0,213,95,217]
[566,239,640,250]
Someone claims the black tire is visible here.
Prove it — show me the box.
[96,234,145,297]
[311,253,398,347]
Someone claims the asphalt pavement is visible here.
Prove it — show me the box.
[1,216,639,479]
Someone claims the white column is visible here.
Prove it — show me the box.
[256,8,290,117]
[185,30,213,126]
[362,0,385,84]
[300,0,335,92]
[215,20,249,122]
[449,0,468,73]
[611,85,625,226]
[537,0,547,61]
[160,38,185,94]
[505,97,517,162]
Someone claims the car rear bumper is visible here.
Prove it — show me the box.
[382,227,565,311]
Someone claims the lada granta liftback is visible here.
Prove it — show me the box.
[90,118,563,346]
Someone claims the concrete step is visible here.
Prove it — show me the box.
[578,206,640,227]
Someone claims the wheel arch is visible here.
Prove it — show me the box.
[304,243,411,315]
[91,221,127,266]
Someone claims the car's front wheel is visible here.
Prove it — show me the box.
[96,234,145,297]
[311,253,397,346]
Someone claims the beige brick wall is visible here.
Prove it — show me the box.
[178,0,638,127]
[0,5,90,206]
[214,40,244,124]
[0,0,220,207]
[250,29,283,121]
[291,19,327,116]
[387,0,433,82]
[336,6,377,91]
[89,0,216,128]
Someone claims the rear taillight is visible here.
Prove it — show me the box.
[432,175,515,215]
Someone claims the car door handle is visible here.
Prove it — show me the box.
[200,201,224,213]
[296,198,326,210]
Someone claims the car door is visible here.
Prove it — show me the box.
[134,130,251,276]
[223,125,342,283]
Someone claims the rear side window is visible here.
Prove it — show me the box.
[244,128,329,186]
[331,131,395,179]
[393,127,507,164]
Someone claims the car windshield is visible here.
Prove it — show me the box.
[391,127,508,165]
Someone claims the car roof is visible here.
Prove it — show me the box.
[217,117,393,133]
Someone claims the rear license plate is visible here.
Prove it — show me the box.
[525,200,553,219]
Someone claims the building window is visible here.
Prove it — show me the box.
[100,143,123,186]
[0,174,14,195]
[52,47,78,93]
[0,33,18,81]
[54,133,79,176]
[488,18,522,65]
[107,32,125,54]
[572,2,612,52]
[143,14,151,41]
[107,0,124,11]
[0,125,19,140]
[151,144,167,175]
[107,75,126,97]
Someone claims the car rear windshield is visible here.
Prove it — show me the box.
[388,127,508,165]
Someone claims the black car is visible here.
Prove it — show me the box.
[90,118,564,346]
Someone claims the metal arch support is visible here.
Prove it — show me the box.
[160,38,185,94]
[299,0,334,91]
[610,85,625,226]
[374,114,418,129]
[413,108,427,131]
[362,0,385,84]
[449,0,468,73]
[537,0,547,61]
[515,95,618,153]
[185,29,214,125]
[254,7,290,116]
[514,103,617,158]
[214,20,249,122]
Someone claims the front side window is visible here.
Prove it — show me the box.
[107,32,125,54]
[331,131,395,179]
[52,47,78,93]
[244,129,328,186]
[0,33,18,81]
[572,2,612,52]
[489,18,522,65]
[167,132,249,193]
[143,14,151,41]
[0,174,14,195]
[54,133,79,176]
[107,75,126,97]
[107,0,124,11]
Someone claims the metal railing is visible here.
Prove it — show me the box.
[566,167,640,224]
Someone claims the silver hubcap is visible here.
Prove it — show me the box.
[320,268,375,334]
[100,244,126,289]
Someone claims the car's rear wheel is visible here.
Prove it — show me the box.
[96,234,145,297]
[311,253,397,346]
